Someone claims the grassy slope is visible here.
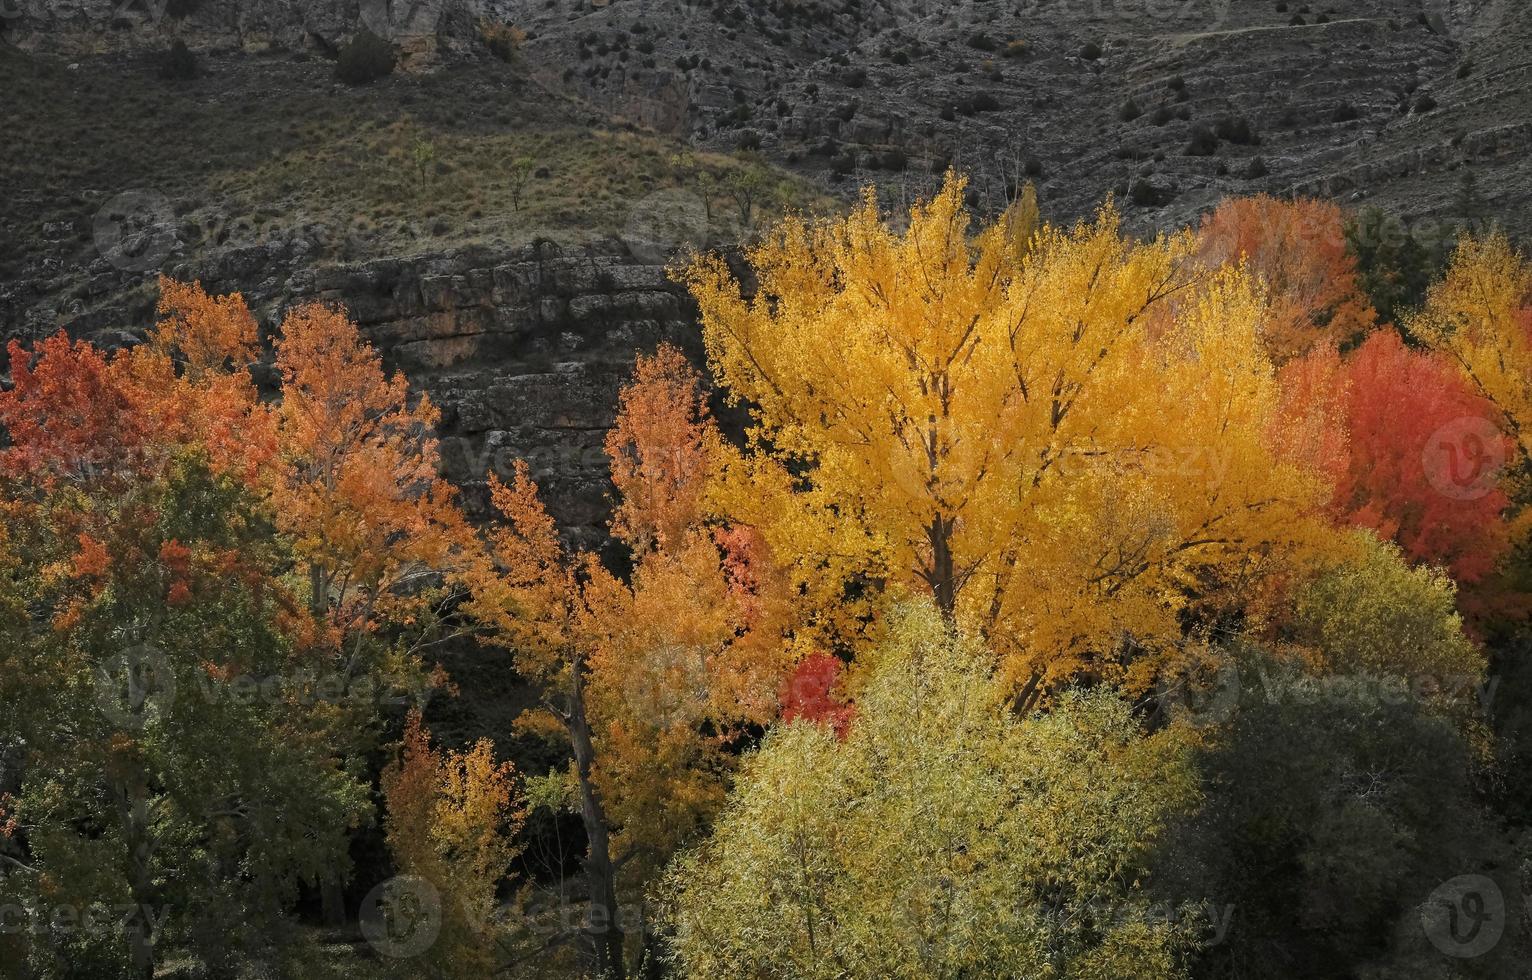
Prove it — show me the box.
[0,46,829,292]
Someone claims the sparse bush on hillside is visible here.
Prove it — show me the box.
[1129,179,1161,206]
[165,0,202,18]
[1214,115,1258,144]
[1002,39,1028,58]
[479,19,527,63]
[1185,123,1218,156]
[971,91,1000,112]
[1080,40,1102,60]
[159,39,198,81]
[1120,97,1143,122]
[336,28,397,85]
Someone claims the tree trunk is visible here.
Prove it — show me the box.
[927,514,957,621]
[320,875,347,928]
[308,561,350,927]
[567,661,625,980]
[113,778,157,980]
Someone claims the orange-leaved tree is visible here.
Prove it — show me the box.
[0,312,369,978]
[466,345,788,979]
[1197,194,1377,362]
[1313,331,1509,583]
[270,300,481,668]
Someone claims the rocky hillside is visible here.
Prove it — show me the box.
[515,0,1529,238]
[1,0,513,61]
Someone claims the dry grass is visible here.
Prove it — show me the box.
[0,47,828,277]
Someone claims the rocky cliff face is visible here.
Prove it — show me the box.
[38,235,703,541]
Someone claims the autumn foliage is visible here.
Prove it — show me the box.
[682,174,1332,700]
[4,184,1531,980]
[1276,330,1512,584]
[1197,194,1376,361]
[382,710,525,978]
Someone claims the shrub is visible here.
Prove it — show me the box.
[1002,39,1028,58]
[1129,180,1160,206]
[1080,40,1102,60]
[1158,644,1511,980]
[1214,115,1257,144]
[967,32,996,51]
[1151,105,1174,126]
[1245,155,1269,179]
[1332,102,1359,122]
[336,28,396,85]
[1119,97,1143,122]
[970,91,1000,112]
[480,20,527,62]
[1185,124,1218,156]
[159,39,198,80]
[1414,93,1438,113]
[165,0,202,18]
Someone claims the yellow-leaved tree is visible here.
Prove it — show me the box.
[381,710,525,979]
[1410,231,1532,466]
[677,172,1331,703]
[659,601,1202,980]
